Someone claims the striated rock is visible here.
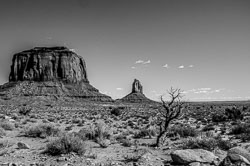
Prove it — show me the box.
[132,79,143,93]
[0,46,113,102]
[118,79,156,103]
[9,46,88,83]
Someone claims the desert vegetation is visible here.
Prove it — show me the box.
[0,96,250,165]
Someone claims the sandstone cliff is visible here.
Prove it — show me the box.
[0,46,113,102]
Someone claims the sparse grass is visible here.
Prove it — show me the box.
[182,136,234,151]
[169,124,198,138]
[133,127,157,139]
[96,138,110,148]
[120,138,133,147]
[19,106,32,116]
[230,123,250,135]
[45,133,86,156]
[230,123,250,142]
[22,123,61,138]
[0,127,6,137]
[202,124,215,132]
[110,107,123,116]
[0,121,15,131]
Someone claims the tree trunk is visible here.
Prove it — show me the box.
[156,131,167,147]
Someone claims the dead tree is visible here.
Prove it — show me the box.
[156,87,184,147]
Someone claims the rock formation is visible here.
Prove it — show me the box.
[9,46,88,83]
[132,79,143,93]
[118,79,156,103]
[0,46,113,102]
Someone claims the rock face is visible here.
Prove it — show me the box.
[220,147,250,166]
[119,79,156,103]
[132,79,143,93]
[171,149,219,165]
[0,46,112,102]
[9,46,88,83]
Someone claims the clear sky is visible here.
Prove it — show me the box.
[0,0,250,101]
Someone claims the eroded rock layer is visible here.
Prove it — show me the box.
[119,79,156,103]
[1,46,113,102]
[9,46,88,83]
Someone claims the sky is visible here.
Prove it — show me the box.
[0,0,250,101]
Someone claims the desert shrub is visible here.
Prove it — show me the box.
[78,125,96,140]
[182,137,217,151]
[239,133,250,142]
[0,127,6,137]
[230,123,250,142]
[169,124,198,138]
[216,138,234,150]
[202,124,215,132]
[72,118,81,124]
[45,134,86,156]
[0,121,15,131]
[134,127,157,139]
[110,107,122,116]
[212,113,227,123]
[94,121,112,141]
[19,107,32,116]
[182,137,234,151]
[123,149,149,163]
[225,107,244,121]
[120,139,133,147]
[78,121,112,141]
[96,138,110,148]
[230,123,250,135]
[23,123,61,138]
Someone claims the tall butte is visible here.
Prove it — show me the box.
[0,46,112,101]
[119,79,156,103]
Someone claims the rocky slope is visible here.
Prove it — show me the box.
[0,46,113,102]
[119,79,156,103]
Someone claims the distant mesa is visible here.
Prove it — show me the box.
[119,79,156,103]
[0,46,113,102]
[9,46,88,83]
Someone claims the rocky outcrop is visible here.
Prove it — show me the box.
[118,79,156,103]
[171,149,219,165]
[220,147,250,166]
[9,46,88,83]
[132,79,143,93]
[0,46,112,102]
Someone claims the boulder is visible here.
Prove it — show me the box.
[17,142,30,149]
[220,147,250,166]
[171,149,218,165]
[228,147,250,162]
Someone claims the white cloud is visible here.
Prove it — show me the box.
[184,88,224,94]
[135,60,144,64]
[189,65,194,68]
[194,90,208,94]
[116,88,123,91]
[135,60,151,65]
[178,65,184,69]
[131,66,136,69]
[198,88,211,91]
[163,64,169,68]
[143,60,151,64]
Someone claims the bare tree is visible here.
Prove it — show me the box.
[156,87,184,147]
